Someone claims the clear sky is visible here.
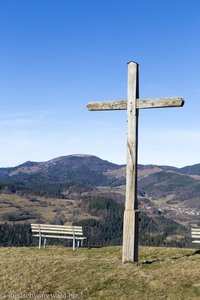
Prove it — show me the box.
[0,0,199,167]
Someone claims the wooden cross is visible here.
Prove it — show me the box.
[87,61,184,263]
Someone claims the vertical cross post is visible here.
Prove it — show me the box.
[122,62,139,263]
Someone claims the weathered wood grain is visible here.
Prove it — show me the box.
[87,97,184,111]
[122,61,139,263]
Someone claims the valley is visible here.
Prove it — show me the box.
[0,154,199,248]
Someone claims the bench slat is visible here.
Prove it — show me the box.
[31,224,82,230]
[31,229,83,235]
[191,227,200,230]
[31,229,83,234]
[32,234,87,239]
[191,235,200,239]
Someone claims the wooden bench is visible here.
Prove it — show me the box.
[191,227,200,244]
[31,224,87,250]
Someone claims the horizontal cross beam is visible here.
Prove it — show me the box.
[87,97,184,111]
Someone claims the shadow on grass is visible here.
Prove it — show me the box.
[191,249,200,255]
[142,249,200,265]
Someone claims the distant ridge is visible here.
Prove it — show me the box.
[179,163,200,175]
[0,154,199,181]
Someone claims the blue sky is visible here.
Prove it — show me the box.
[0,0,199,167]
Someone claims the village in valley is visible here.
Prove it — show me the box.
[141,198,200,222]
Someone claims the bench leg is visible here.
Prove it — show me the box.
[77,240,80,248]
[39,235,42,249]
[38,225,42,249]
[73,237,75,250]
[81,240,84,247]
[43,238,47,249]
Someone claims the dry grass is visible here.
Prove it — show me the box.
[0,246,200,299]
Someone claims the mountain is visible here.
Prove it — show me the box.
[6,155,121,176]
[0,155,124,189]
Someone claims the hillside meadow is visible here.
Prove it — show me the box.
[0,246,200,299]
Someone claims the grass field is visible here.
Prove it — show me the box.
[0,246,200,300]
